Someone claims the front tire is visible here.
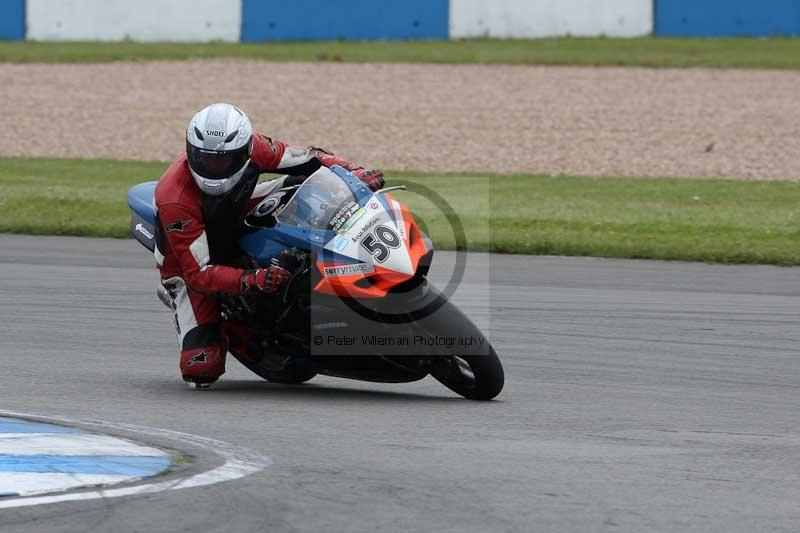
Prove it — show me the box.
[396,285,504,400]
[429,347,504,401]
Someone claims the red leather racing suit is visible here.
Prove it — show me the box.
[154,133,372,384]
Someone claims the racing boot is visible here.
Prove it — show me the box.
[180,344,226,389]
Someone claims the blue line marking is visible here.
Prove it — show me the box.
[0,455,171,477]
[0,418,84,435]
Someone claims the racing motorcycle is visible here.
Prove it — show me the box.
[127,166,503,400]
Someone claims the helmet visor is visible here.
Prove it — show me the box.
[187,141,251,181]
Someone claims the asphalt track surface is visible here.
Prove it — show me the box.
[1,234,799,532]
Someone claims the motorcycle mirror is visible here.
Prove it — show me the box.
[376,185,407,195]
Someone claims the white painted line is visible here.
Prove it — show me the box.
[0,410,271,510]
[0,433,64,439]
[0,473,132,497]
[0,435,170,456]
[0,418,171,496]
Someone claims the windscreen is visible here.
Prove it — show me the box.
[276,171,358,230]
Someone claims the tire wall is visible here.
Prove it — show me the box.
[5,1,799,41]
[449,0,653,38]
[655,0,800,37]
[25,0,241,42]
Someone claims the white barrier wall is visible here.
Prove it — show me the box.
[450,0,653,38]
[26,0,241,42]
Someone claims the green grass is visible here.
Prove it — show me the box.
[3,38,800,69]
[389,172,800,265]
[1,157,800,265]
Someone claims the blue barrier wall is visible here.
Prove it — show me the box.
[241,0,449,41]
[6,0,800,41]
[0,0,25,40]
[656,0,800,37]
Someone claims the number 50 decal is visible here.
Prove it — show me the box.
[360,225,401,263]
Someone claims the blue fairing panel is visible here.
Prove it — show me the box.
[127,182,157,225]
[240,224,335,267]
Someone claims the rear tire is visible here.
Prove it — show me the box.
[233,353,318,385]
[261,364,318,384]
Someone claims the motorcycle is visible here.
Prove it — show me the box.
[127,166,503,400]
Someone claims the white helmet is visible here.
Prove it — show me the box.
[186,103,254,196]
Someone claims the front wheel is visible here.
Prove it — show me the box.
[429,347,504,401]
[393,284,504,400]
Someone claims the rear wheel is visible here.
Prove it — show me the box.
[260,361,318,384]
[232,352,318,384]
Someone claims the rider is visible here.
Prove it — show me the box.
[154,103,385,388]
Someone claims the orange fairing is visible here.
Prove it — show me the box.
[314,195,429,299]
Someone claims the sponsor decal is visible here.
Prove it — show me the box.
[135,223,154,240]
[288,147,309,159]
[323,263,374,278]
[351,216,381,243]
[330,201,360,231]
[369,201,380,211]
[338,207,366,234]
[332,234,349,252]
[205,130,225,137]
[313,321,349,330]
[391,200,407,241]
[254,197,280,217]
[186,351,208,367]
[166,219,192,233]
